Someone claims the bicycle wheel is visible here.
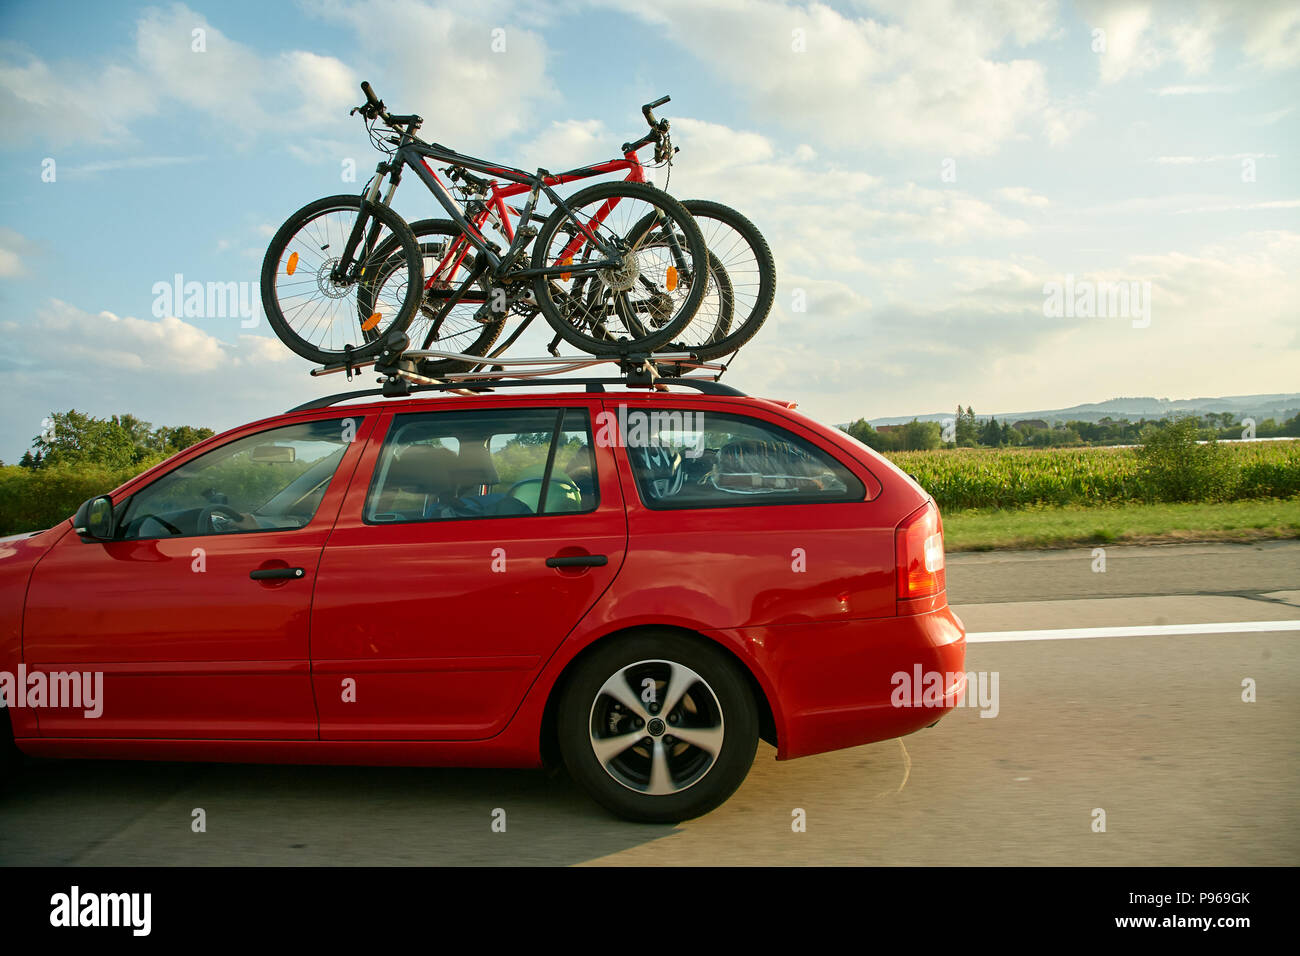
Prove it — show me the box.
[261,194,422,364]
[653,200,775,360]
[360,219,506,376]
[531,181,709,355]
[576,248,732,352]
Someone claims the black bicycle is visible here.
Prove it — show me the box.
[260,82,709,366]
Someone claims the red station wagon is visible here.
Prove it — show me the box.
[0,379,966,822]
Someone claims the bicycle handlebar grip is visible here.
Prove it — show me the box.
[642,95,670,124]
[361,81,381,108]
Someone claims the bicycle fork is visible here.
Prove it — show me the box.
[333,162,402,285]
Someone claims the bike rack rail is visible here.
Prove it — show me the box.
[291,342,739,412]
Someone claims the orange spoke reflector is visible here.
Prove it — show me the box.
[362,312,382,331]
[666,266,678,291]
[561,256,573,281]
[286,252,299,276]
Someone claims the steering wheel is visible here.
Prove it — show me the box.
[197,505,256,534]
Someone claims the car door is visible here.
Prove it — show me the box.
[22,413,372,739]
[310,398,627,740]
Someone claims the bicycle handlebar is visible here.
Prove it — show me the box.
[642,95,670,127]
[445,166,490,193]
[354,81,423,132]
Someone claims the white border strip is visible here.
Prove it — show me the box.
[967,619,1300,643]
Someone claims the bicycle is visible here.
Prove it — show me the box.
[261,82,709,367]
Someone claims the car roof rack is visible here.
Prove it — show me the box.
[288,348,746,412]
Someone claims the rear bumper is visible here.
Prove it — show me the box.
[708,604,967,760]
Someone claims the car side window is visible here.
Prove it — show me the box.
[117,418,360,540]
[623,409,864,509]
[366,408,598,523]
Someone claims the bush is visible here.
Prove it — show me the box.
[0,460,162,535]
[1135,419,1235,502]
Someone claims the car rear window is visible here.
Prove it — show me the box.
[619,408,865,509]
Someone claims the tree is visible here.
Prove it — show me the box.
[32,410,136,470]
[898,419,942,451]
[152,425,215,455]
[953,405,979,446]
[27,411,214,470]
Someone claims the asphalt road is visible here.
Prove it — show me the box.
[2,541,1297,866]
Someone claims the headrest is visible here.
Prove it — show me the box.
[451,440,499,487]
[386,445,456,494]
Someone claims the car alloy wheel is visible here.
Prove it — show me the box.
[588,659,725,796]
[557,631,759,823]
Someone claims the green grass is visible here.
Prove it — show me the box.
[942,498,1300,552]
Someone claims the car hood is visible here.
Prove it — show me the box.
[0,524,65,566]
[0,531,44,547]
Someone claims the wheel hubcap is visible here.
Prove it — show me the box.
[588,659,725,796]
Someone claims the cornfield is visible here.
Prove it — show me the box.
[885,440,1300,511]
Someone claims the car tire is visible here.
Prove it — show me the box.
[557,631,759,823]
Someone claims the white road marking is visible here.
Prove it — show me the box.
[966,619,1300,643]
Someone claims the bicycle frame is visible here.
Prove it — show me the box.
[393,137,652,284]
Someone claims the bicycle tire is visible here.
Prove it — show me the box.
[530,181,709,355]
[261,194,422,365]
[661,200,775,360]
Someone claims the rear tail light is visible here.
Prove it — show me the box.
[896,500,945,600]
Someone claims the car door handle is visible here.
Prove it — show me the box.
[546,554,608,568]
[249,567,306,580]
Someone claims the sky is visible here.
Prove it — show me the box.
[0,0,1297,460]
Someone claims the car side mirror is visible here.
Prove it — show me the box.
[73,495,116,542]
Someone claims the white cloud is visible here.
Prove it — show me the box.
[304,0,556,153]
[0,228,39,279]
[997,187,1051,207]
[607,0,1067,154]
[1081,0,1300,84]
[1174,199,1300,214]
[63,156,202,176]
[0,51,157,146]
[515,119,615,174]
[1152,83,1236,95]
[0,4,356,148]
[23,300,286,374]
[1152,153,1277,164]
[1,1,556,155]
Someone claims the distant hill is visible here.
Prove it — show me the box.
[863,393,1300,427]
